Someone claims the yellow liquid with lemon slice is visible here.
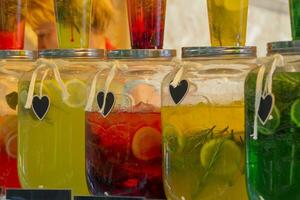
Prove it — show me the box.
[207,0,248,46]
[18,78,89,195]
[162,102,247,200]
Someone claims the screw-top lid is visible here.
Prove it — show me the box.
[0,50,36,60]
[39,49,105,59]
[107,49,176,60]
[267,41,300,55]
[182,46,257,58]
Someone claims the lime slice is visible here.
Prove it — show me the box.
[200,138,241,176]
[44,80,62,100]
[258,106,280,135]
[291,99,300,127]
[224,0,247,11]
[163,124,185,152]
[63,79,88,108]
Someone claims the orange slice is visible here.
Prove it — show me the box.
[132,127,162,161]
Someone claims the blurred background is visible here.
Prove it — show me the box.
[24,0,291,57]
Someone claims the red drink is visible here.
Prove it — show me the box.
[86,111,165,199]
[127,0,167,49]
[0,115,20,191]
[0,0,27,49]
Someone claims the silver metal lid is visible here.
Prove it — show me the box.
[39,49,105,59]
[267,41,300,55]
[0,50,36,60]
[182,46,257,58]
[107,49,176,60]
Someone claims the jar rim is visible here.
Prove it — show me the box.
[107,49,176,60]
[0,50,36,60]
[267,40,300,55]
[182,46,257,58]
[39,49,105,59]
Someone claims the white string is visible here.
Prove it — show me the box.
[85,63,110,111]
[24,58,70,109]
[100,61,128,113]
[252,54,284,140]
[252,65,266,140]
[39,69,50,97]
[263,54,284,96]
[170,59,203,88]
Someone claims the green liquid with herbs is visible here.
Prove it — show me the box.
[245,70,300,200]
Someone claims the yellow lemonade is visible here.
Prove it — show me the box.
[18,79,89,195]
[162,102,247,200]
[207,0,248,46]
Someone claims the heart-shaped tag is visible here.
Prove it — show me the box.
[32,95,50,121]
[97,92,115,117]
[169,80,189,105]
[258,94,275,125]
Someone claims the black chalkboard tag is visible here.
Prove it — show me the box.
[169,80,189,105]
[258,94,275,125]
[97,91,115,117]
[6,189,71,200]
[74,196,145,200]
[32,95,50,121]
[6,91,18,110]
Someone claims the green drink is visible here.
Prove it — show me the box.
[18,78,89,195]
[289,0,300,40]
[54,0,92,48]
[245,42,300,199]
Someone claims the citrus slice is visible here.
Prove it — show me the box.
[43,80,63,104]
[5,133,17,158]
[163,124,185,152]
[63,79,88,108]
[200,138,241,176]
[132,127,161,161]
[224,0,247,11]
[258,106,280,135]
[291,99,300,127]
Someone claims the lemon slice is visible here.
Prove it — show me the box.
[63,79,88,108]
[291,99,300,127]
[224,0,247,11]
[200,138,241,176]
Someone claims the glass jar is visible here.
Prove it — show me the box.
[162,47,257,200]
[246,41,300,199]
[18,49,104,195]
[85,49,176,198]
[0,50,35,196]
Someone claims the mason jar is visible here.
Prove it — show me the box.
[85,49,176,198]
[246,41,300,200]
[162,47,257,200]
[18,49,104,195]
[0,50,35,196]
